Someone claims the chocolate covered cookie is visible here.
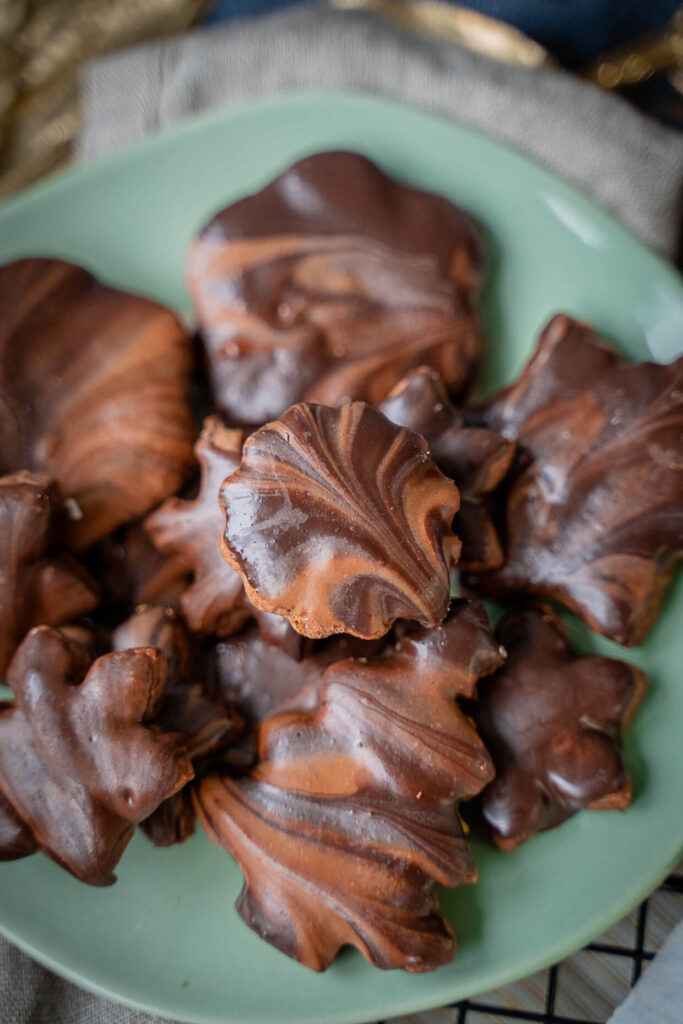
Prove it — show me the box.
[196,600,503,972]
[148,416,307,652]
[0,258,195,548]
[468,315,683,645]
[187,151,484,425]
[473,606,647,850]
[214,625,387,729]
[112,605,242,846]
[0,471,99,676]
[219,401,461,639]
[380,366,515,569]
[147,416,248,636]
[0,627,194,884]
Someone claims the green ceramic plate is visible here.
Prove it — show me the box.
[0,92,681,1024]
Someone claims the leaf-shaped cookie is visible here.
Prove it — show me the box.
[196,600,503,972]
[219,401,461,639]
[147,416,248,636]
[380,366,515,569]
[468,315,683,645]
[0,258,195,549]
[473,606,647,850]
[147,416,320,655]
[187,151,484,425]
[0,471,99,676]
[112,604,243,847]
[0,627,194,884]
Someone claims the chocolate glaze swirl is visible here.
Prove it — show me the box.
[473,606,647,850]
[187,151,484,425]
[0,471,99,676]
[379,366,515,569]
[219,401,461,639]
[148,416,306,652]
[196,600,502,973]
[467,315,683,645]
[0,627,193,884]
[0,258,195,549]
[214,626,387,730]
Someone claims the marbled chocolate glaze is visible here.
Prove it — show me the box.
[0,471,99,676]
[187,151,484,425]
[380,367,515,569]
[213,626,387,729]
[0,627,193,884]
[473,606,647,851]
[112,605,243,847]
[147,416,248,636]
[220,401,461,639]
[196,600,502,973]
[147,416,306,651]
[468,315,683,645]
[0,258,195,549]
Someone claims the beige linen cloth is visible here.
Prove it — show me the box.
[2,5,683,1023]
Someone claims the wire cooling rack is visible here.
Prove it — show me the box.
[384,863,683,1024]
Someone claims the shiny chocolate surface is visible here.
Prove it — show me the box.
[468,315,683,645]
[474,606,647,850]
[380,367,515,569]
[220,401,461,639]
[0,258,195,549]
[196,601,502,973]
[187,151,484,425]
[0,471,98,676]
[0,627,193,884]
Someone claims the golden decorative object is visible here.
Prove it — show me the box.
[585,7,683,91]
[0,0,206,197]
[330,0,553,68]
[2,0,681,199]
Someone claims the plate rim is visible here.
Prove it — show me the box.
[1,87,682,298]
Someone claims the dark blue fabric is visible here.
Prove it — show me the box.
[203,0,300,23]
[203,0,680,66]
[462,0,681,66]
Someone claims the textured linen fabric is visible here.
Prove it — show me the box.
[204,0,682,67]
[607,918,683,1024]
[2,6,682,1022]
[77,5,683,255]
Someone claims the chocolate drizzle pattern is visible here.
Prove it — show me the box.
[0,258,195,549]
[219,401,461,639]
[213,626,387,730]
[196,600,503,973]
[473,606,647,850]
[0,627,194,884]
[147,417,306,652]
[468,315,683,645]
[187,151,484,425]
[0,471,99,676]
[379,367,515,569]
